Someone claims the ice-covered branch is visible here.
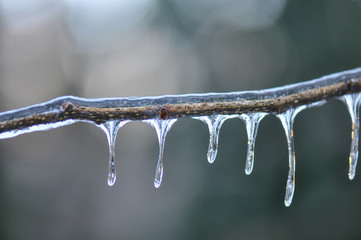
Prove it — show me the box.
[1,68,361,137]
[1,68,361,207]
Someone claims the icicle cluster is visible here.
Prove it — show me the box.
[1,68,361,206]
[88,95,361,207]
[0,96,359,207]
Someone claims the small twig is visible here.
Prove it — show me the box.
[1,68,361,137]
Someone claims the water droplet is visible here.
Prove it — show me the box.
[194,115,231,163]
[277,107,304,207]
[240,113,267,175]
[341,93,361,180]
[98,120,128,186]
[145,119,177,188]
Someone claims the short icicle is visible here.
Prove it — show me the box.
[341,93,361,180]
[194,115,230,163]
[98,120,128,186]
[145,119,177,188]
[277,107,304,207]
[240,113,267,175]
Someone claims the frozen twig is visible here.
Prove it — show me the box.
[1,68,361,138]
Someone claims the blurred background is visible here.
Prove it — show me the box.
[1,0,361,239]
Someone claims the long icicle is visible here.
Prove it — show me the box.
[99,120,128,186]
[341,93,361,180]
[146,119,177,188]
[195,115,230,163]
[277,107,304,207]
[240,113,267,175]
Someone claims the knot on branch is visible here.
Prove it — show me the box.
[160,107,169,120]
[347,78,361,92]
[61,102,74,112]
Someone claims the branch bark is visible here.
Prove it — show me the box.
[1,68,361,137]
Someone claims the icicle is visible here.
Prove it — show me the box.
[239,113,267,175]
[341,93,361,180]
[145,119,177,188]
[194,115,230,163]
[277,107,305,207]
[98,121,128,186]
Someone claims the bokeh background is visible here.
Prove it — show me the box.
[1,0,361,239]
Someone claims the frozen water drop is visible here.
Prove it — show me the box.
[284,174,294,207]
[98,120,128,186]
[277,107,304,207]
[145,118,177,188]
[207,148,217,163]
[194,115,230,163]
[240,112,267,175]
[341,93,361,180]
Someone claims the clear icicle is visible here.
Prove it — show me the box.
[240,113,267,175]
[277,107,304,207]
[194,115,230,163]
[99,121,128,186]
[341,93,361,180]
[145,119,177,188]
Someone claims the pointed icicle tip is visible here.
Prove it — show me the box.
[240,113,267,175]
[145,118,177,188]
[98,120,128,187]
[207,148,217,164]
[284,178,295,207]
[194,115,230,163]
[154,178,162,189]
[341,93,361,181]
[108,168,116,187]
[154,150,164,189]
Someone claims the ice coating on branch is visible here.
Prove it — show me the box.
[0,68,360,140]
[0,120,78,139]
[239,113,267,175]
[341,93,361,180]
[194,115,231,163]
[98,120,128,186]
[145,119,177,188]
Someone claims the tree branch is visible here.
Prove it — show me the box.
[1,68,361,138]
